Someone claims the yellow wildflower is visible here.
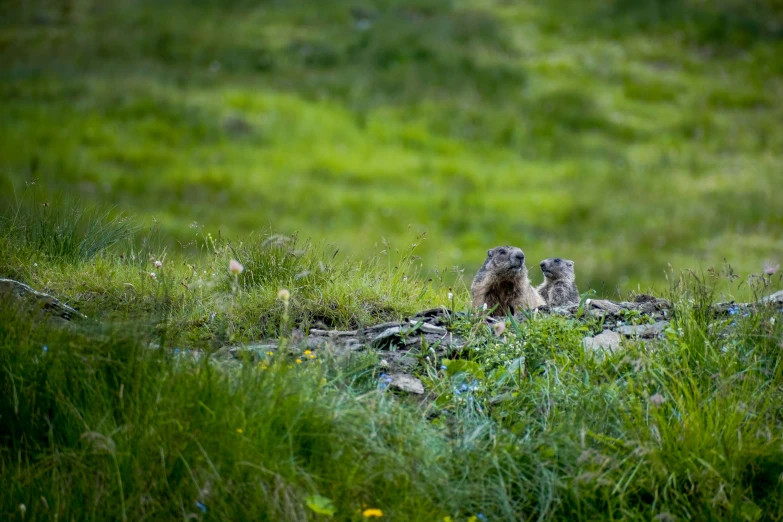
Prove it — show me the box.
[309,353,316,359]
[304,350,312,355]
[236,428,243,434]
[296,359,302,364]
[266,351,274,356]
[362,508,383,518]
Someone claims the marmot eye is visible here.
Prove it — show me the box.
[554,258,561,263]
[498,248,506,255]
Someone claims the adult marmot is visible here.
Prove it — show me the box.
[537,257,579,307]
[471,246,545,317]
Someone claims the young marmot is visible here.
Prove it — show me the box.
[537,257,579,307]
[471,246,545,317]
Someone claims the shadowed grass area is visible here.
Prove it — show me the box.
[1,0,781,294]
[1,238,781,520]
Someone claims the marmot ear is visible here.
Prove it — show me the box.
[487,249,493,257]
[568,261,574,267]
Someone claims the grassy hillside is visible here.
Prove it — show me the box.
[1,205,782,521]
[1,0,782,293]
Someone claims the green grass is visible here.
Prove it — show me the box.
[1,2,783,518]
[0,196,460,344]
[1,208,782,520]
[1,0,781,292]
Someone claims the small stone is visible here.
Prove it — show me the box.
[0,278,86,321]
[582,330,622,353]
[232,343,278,359]
[617,321,670,338]
[759,290,783,305]
[388,373,425,395]
[409,321,447,335]
[588,300,622,314]
[372,326,404,346]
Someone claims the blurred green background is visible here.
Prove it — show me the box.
[1,0,782,294]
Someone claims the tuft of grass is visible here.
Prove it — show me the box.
[1,190,136,265]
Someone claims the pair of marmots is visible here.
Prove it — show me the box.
[470,246,578,317]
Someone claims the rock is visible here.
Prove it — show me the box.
[306,336,333,349]
[309,329,358,337]
[582,330,622,353]
[0,278,86,321]
[388,373,425,395]
[383,351,419,373]
[371,322,455,350]
[617,321,669,338]
[230,343,278,359]
[409,321,448,335]
[759,290,783,306]
[372,326,406,347]
[587,300,623,315]
[364,321,406,333]
[632,294,657,303]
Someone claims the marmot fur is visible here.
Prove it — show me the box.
[537,257,579,307]
[471,246,545,317]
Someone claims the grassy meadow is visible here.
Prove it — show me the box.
[2,1,783,521]
[1,0,782,292]
[1,200,783,521]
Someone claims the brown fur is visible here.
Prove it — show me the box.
[471,246,545,317]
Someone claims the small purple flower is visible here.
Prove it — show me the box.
[195,501,207,513]
[42,345,48,353]
[229,259,244,275]
[440,365,447,370]
[649,393,666,407]
[763,260,779,276]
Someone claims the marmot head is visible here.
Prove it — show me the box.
[539,257,575,282]
[483,246,528,278]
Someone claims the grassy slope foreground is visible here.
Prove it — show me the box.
[1,203,783,520]
[1,0,783,291]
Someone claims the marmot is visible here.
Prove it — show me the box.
[537,257,579,307]
[471,246,545,317]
